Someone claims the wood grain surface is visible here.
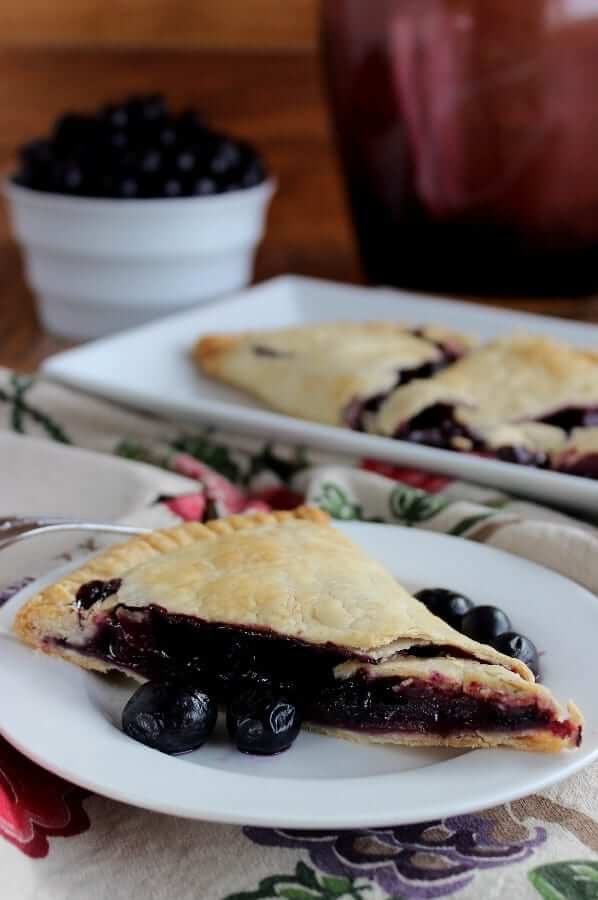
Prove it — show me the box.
[0,0,318,50]
[1,48,598,373]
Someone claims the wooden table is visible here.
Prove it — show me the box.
[2,48,598,372]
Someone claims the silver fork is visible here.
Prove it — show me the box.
[0,516,150,552]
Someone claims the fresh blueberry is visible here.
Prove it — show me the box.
[107,130,129,152]
[414,588,474,630]
[460,605,512,643]
[174,149,196,173]
[226,688,301,755]
[101,103,129,131]
[157,124,177,148]
[209,139,241,175]
[138,148,162,174]
[240,157,266,188]
[15,97,265,199]
[122,680,217,754]
[143,94,167,122]
[491,632,540,678]
[55,161,85,193]
[19,138,53,167]
[161,177,184,197]
[191,176,218,196]
[128,93,166,123]
[113,175,140,198]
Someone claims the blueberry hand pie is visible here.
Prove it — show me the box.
[193,322,474,428]
[15,507,581,752]
[373,335,598,469]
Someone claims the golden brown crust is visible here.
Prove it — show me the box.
[322,657,583,752]
[16,517,535,680]
[306,719,582,753]
[192,322,474,427]
[374,334,598,447]
[15,505,533,680]
[194,334,243,373]
[14,507,329,650]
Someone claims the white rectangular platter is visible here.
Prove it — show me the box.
[42,275,598,515]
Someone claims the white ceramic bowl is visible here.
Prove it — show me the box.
[4,178,275,340]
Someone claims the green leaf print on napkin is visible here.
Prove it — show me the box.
[315,484,367,521]
[388,484,448,526]
[529,861,598,899]
[224,861,372,900]
[171,434,243,483]
[2,374,71,444]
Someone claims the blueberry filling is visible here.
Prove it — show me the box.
[344,351,458,431]
[393,404,598,478]
[537,405,598,433]
[495,446,548,468]
[306,671,581,744]
[75,578,122,611]
[251,345,294,359]
[56,600,574,740]
[394,403,480,449]
[64,603,351,697]
[556,452,598,479]
[64,595,526,682]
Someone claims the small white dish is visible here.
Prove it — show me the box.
[4,178,275,340]
[0,522,596,828]
[43,275,598,514]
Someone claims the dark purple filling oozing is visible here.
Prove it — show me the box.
[306,671,579,742]
[58,601,576,740]
[537,405,598,433]
[394,403,480,449]
[62,604,350,698]
[495,445,548,468]
[344,351,458,431]
[393,403,598,479]
[555,452,598,479]
[75,578,122,610]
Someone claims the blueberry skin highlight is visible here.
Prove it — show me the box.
[122,680,217,755]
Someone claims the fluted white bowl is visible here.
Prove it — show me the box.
[5,177,275,339]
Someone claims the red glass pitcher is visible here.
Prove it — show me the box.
[321,0,598,296]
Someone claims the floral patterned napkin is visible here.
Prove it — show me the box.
[1,368,597,900]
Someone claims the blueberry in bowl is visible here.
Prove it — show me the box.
[5,93,275,340]
[13,94,267,200]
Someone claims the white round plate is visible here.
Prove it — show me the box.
[0,522,596,828]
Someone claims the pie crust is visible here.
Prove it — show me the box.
[374,335,598,450]
[14,507,582,752]
[193,322,474,427]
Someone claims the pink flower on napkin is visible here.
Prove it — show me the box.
[169,455,305,519]
[361,459,452,494]
[163,492,207,522]
[172,454,248,515]
[0,739,89,858]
